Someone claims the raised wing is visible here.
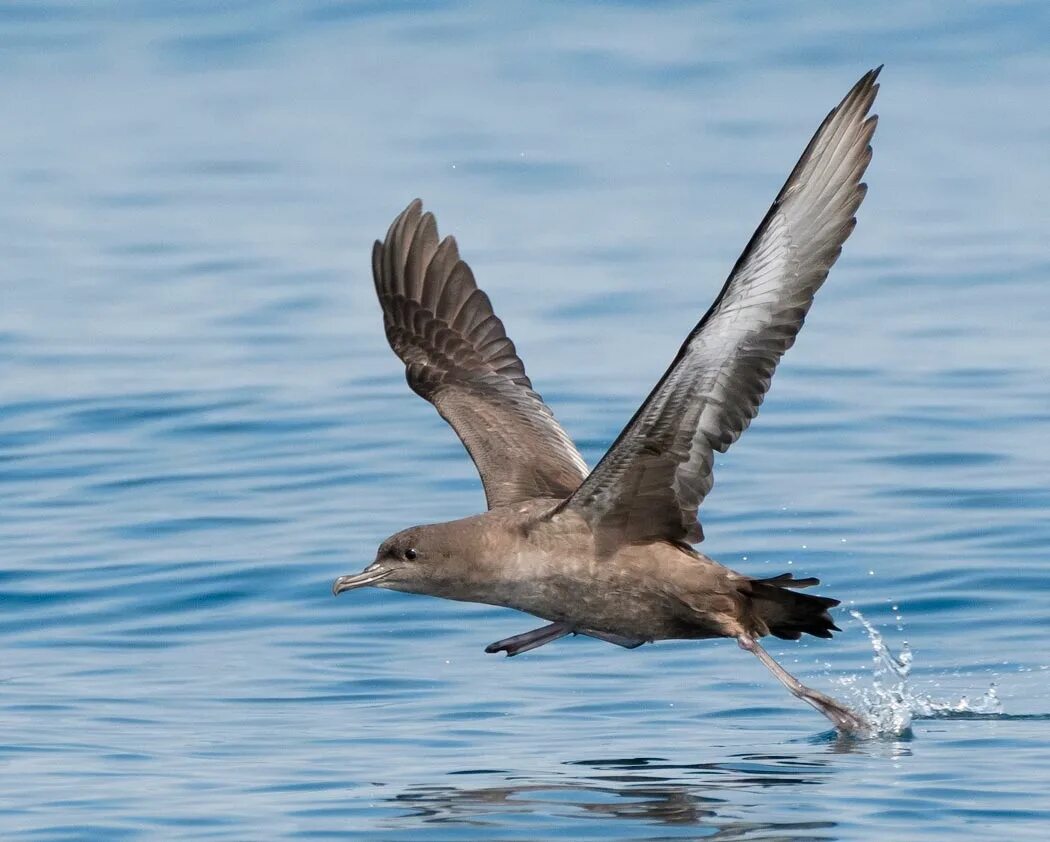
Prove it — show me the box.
[373,200,588,508]
[561,68,881,549]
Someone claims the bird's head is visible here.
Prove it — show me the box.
[332,521,473,598]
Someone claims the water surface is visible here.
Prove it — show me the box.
[1,2,1049,839]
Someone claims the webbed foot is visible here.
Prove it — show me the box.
[485,622,572,656]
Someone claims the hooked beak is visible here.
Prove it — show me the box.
[332,563,391,595]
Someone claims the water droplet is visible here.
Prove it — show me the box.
[834,610,1006,736]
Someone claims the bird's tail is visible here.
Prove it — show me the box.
[743,573,841,641]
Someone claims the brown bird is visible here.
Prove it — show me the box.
[334,68,881,735]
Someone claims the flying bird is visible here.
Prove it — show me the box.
[334,68,881,735]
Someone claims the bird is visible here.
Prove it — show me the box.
[334,68,881,735]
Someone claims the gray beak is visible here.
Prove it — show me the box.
[332,563,390,595]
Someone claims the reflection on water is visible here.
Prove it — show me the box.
[389,748,917,837]
[396,781,717,828]
[394,759,813,834]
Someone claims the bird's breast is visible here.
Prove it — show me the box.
[473,544,718,640]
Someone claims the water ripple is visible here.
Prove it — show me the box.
[1,1,1048,840]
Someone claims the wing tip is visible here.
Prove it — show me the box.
[852,65,883,110]
[385,197,426,240]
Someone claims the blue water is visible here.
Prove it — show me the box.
[2,2,1049,839]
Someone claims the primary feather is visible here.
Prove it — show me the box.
[373,201,588,509]
[561,68,880,549]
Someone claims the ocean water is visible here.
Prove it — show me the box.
[2,1,1049,839]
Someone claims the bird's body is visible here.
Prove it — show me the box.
[334,68,883,735]
[384,501,830,644]
[382,501,736,640]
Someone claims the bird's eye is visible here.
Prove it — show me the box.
[404,548,418,561]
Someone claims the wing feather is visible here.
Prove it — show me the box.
[373,200,588,508]
[561,68,881,549]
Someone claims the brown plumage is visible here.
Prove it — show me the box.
[335,68,883,736]
[372,203,588,506]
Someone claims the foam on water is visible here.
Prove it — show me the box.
[836,610,1003,738]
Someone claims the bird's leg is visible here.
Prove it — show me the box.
[737,635,871,736]
[485,622,572,656]
[579,629,646,649]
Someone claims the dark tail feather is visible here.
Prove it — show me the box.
[744,574,841,641]
[753,572,821,589]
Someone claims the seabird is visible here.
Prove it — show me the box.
[334,68,881,735]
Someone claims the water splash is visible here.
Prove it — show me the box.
[834,610,1003,737]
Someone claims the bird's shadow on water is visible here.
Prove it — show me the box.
[379,740,909,837]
